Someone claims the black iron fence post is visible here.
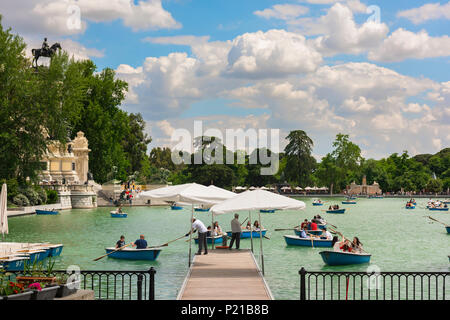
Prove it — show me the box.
[137,274,143,300]
[149,267,156,300]
[299,267,306,300]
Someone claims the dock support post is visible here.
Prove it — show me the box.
[258,211,264,275]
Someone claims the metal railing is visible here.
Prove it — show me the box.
[6,268,156,300]
[299,267,449,300]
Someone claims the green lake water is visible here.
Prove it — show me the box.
[4,197,450,299]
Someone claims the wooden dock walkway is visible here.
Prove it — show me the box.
[177,249,273,300]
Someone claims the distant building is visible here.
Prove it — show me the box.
[347,176,382,195]
[40,131,91,184]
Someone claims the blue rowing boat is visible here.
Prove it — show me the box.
[105,247,161,261]
[226,229,267,239]
[312,203,323,206]
[326,209,346,214]
[35,209,59,215]
[294,228,322,236]
[342,201,356,204]
[318,224,326,230]
[110,211,127,218]
[446,226,450,234]
[260,209,275,213]
[194,236,223,244]
[171,205,183,210]
[284,235,333,247]
[319,251,371,266]
[194,208,209,212]
[0,257,30,271]
[428,207,449,211]
[47,245,64,257]
[405,206,415,209]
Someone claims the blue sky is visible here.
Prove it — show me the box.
[1,0,449,159]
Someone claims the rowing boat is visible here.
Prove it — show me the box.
[194,235,224,244]
[35,209,59,215]
[104,247,161,261]
[226,229,267,239]
[319,251,371,266]
[0,257,30,271]
[283,235,333,247]
[326,209,346,214]
[428,207,449,211]
[446,226,450,234]
[405,206,415,209]
[342,201,356,204]
[110,211,127,218]
[312,203,323,206]
[194,208,209,212]
[260,209,275,213]
[171,205,183,210]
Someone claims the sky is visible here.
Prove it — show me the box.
[1,0,449,160]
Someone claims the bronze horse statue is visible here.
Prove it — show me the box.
[31,42,62,68]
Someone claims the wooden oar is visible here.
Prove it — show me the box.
[149,235,186,248]
[274,228,297,231]
[427,216,449,226]
[93,242,133,261]
[240,217,249,226]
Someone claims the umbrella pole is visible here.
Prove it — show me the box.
[211,212,214,250]
[188,205,193,267]
[249,211,253,253]
[258,211,264,276]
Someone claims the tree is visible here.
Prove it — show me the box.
[284,130,316,186]
[0,16,82,182]
[122,113,151,173]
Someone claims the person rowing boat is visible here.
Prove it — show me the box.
[132,234,148,249]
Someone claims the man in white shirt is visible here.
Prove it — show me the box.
[186,218,208,255]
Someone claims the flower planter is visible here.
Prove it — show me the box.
[3,290,33,300]
[56,281,80,298]
[16,276,56,287]
[31,285,59,300]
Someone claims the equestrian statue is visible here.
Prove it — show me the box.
[31,38,62,68]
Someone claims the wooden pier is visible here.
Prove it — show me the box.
[177,249,273,300]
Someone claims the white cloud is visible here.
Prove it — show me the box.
[341,96,374,112]
[226,29,323,78]
[254,4,309,21]
[397,2,450,24]
[368,28,450,62]
[0,0,180,37]
[292,3,389,56]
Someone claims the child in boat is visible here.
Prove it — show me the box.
[299,227,308,239]
[253,220,262,231]
[244,221,252,230]
[116,235,126,248]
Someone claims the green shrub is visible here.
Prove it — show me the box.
[46,189,59,204]
[13,194,30,207]
[36,188,47,204]
[23,188,40,205]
